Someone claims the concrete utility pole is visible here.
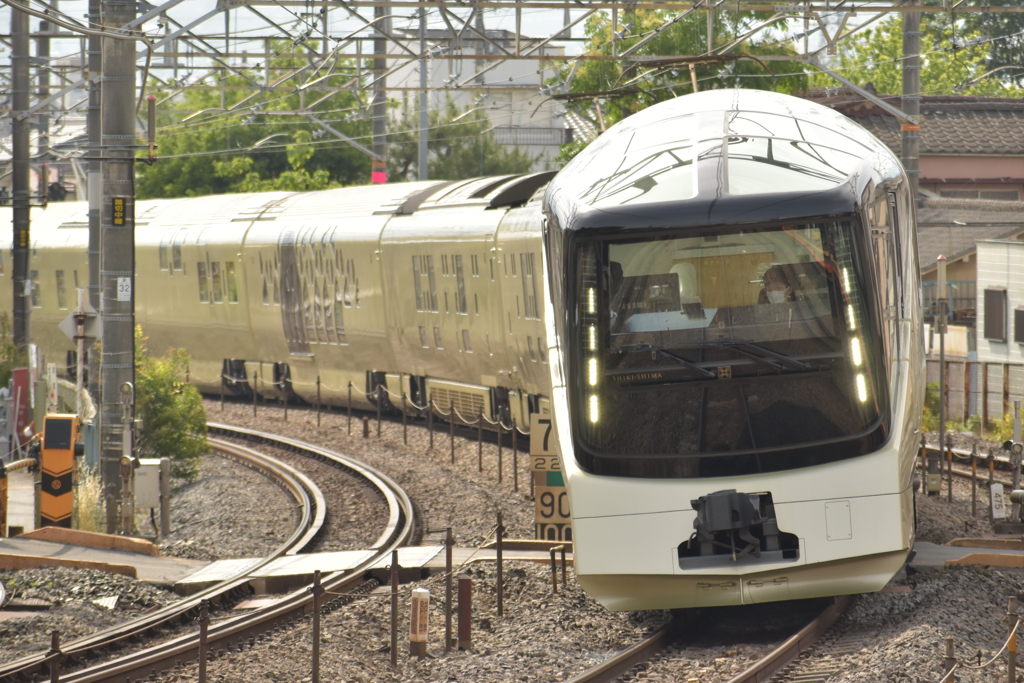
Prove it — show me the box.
[11,0,31,352]
[99,0,137,528]
[37,14,51,202]
[418,8,428,181]
[88,0,102,399]
[371,4,388,183]
[901,10,921,202]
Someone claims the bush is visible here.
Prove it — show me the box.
[135,327,207,480]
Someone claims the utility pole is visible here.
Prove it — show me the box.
[88,0,102,400]
[99,0,137,529]
[11,0,31,352]
[901,10,921,202]
[37,13,51,203]
[371,4,388,183]
[418,7,428,181]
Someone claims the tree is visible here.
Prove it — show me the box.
[0,312,26,390]
[134,327,207,480]
[138,44,373,198]
[556,9,809,141]
[387,99,537,181]
[957,2,1024,88]
[812,14,1024,96]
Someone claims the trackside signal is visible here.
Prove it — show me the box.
[40,414,83,528]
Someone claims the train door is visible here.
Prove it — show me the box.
[869,192,901,389]
[279,227,310,354]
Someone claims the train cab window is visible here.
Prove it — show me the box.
[568,219,889,478]
[30,270,40,308]
[56,271,67,310]
[226,262,238,303]
[197,262,209,303]
[211,262,223,303]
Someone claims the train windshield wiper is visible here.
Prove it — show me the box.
[611,343,717,379]
[710,340,813,373]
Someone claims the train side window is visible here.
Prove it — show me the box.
[527,336,536,361]
[462,330,472,352]
[273,257,280,305]
[172,235,183,271]
[413,256,424,311]
[490,258,495,281]
[425,255,437,311]
[419,326,428,348]
[211,262,223,303]
[225,262,238,303]
[511,254,517,276]
[263,279,270,305]
[73,270,78,289]
[1015,309,1024,344]
[471,255,479,276]
[197,262,209,303]
[30,270,40,308]
[521,253,539,319]
[0,250,5,275]
[455,255,467,314]
[538,337,547,364]
[56,271,67,310]
[434,326,443,349]
[887,193,903,317]
[334,284,346,342]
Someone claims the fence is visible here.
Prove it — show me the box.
[925,359,1024,427]
[922,280,977,323]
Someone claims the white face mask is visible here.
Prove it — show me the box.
[766,290,787,304]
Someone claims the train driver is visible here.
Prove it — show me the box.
[758,265,798,304]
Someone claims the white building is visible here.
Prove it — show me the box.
[388,28,569,172]
[976,239,1024,363]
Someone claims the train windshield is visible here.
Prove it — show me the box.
[569,218,889,478]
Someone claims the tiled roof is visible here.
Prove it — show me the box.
[801,88,1024,156]
[916,197,1024,271]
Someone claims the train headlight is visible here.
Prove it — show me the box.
[850,338,862,367]
[855,374,868,403]
[588,325,597,351]
[588,358,598,386]
[846,305,856,331]
[589,395,599,423]
[587,288,596,315]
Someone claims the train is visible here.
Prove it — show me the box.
[1,89,923,610]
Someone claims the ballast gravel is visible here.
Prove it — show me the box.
[3,407,1021,681]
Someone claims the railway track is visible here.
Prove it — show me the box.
[565,597,850,683]
[0,424,414,683]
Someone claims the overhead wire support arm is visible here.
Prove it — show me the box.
[303,112,382,161]
[810,58,920,124]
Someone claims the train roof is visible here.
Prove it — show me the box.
[546,89,907,233]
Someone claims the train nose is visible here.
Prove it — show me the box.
[678,490,800,569]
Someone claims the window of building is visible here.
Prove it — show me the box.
[940,189,1020,201]
[56,270,67,310]
[197,262,209,303]
[1015,308,1024,344]
[985,288,1007,342]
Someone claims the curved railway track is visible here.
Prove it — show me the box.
[0,424,414,683]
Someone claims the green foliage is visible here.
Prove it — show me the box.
[0,311,26,389]
[555,8,808,161]
[811,15,1024,96]
[138,43,371,198]
[134,327,207,480]
[922,382,940,432]
[956,3,1024,88]
[387,100,538,181]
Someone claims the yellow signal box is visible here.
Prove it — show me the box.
[40,414,82,528]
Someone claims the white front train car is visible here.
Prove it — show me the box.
[543,90,924,610]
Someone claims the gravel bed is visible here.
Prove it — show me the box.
[158,452,297,561]
[0,567,178,663]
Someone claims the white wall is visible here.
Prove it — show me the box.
[976,239,1024,363]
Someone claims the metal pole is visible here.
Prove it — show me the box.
[376,387,382,438]
[347,381,352,435]
[37,12,51,207]
[496,511,504,617]
[99,0,137,506]
[512,419,518,492]
[159,457,170,537]
[450,400,455,464]
[1010,596,1018,683]
[931,256,946,495]
[198,600,210,683]
[402,394,408,445]
[445,527,453,654]
[11,0,31,352]
[87,0,102,401]
[477,408,483,472]
[390,549,399,670]
[457,577,472,651]
[48,630,61,683]
[316,376,321,427]
[253,372,258,417]
[371,1,388,184]
[428,400,434,450]
[310,570,324,683]
[901,8,921,201]
[497,423,503,484]
[418,7,428,181]
[971,445,978,518]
